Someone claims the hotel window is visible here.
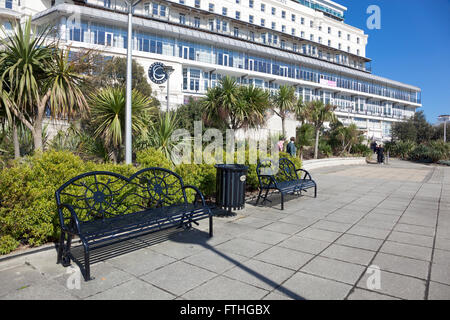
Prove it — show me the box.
[261,33,266,43]
[328,27,331,34]
[222,7,227,15]
[234,27,239,37]
[271,7,276,15]
[282,25,286,33]
[357,49,360,56]
[249,0,254,8]
[216,18,221,30]
[236,0,240,3]
[179,0,185,4]
[347,34,351,41]
[160,5,166,17]
[273,35,278,45]
[260,18,265,27]
[293,43,297,51]
[209,3,214,12]
[249,31,255,41]
[328,39,331,46]
[194,17,201,28]
[208,19,214,30]
[338,31,341,38]
[261,3,265,12]
[222,21,227,31]
[271,22,276,30]
[291,14,296,22]
[236,11,240,19]
[301,31,305,38]
[152,3,158,15]
[179,14,186,25]
[144,3,150,15]
[281,40,285,49]
[310,34,314,41]
[291,28,295,36]
[347,46,350,53]
[338,43,341,50]
[357,37,360,44]
[104,0,111,8]
[249,15,254,23]
[195,0,200,8]
[318,26,322,31]
[318,36,322,43]
[301,17,304,25]
[281,10,286,19]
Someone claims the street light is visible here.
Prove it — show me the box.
[124,0,142,165]
[438,115,450,143]
[163,65,175,112]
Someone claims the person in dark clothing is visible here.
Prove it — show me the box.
[286,137,297,157]
[376,144,385,164]
[371,141,378,154]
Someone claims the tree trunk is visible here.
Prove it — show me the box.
[33,121,43,152]
[12,121,20,159]
[281,117,286,138]
[314,129,320,159]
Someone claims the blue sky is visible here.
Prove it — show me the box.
[338,0,450,124]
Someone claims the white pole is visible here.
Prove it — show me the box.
[166,75,170,112]
[125,2,133,164]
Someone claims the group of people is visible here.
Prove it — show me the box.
[278,137,297,157]
[371,141,385,164]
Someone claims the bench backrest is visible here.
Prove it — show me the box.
[256,158,299,186]
[55,168,188,225]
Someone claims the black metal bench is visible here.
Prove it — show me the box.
[55,167,213,281]
[256,158,317,210]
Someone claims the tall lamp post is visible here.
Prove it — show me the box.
[163,65,175,112]
[124,0,142,164]
[438,115,450,143]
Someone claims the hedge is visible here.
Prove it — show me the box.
[0,149,301,255]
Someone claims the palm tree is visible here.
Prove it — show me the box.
[271,85,297,138]
[147,111,190,163]
[89,87,155,163]
[202,76,270,131]
[302,100,337,159]
[0,18,88,152]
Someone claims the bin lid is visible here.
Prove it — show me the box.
[214,164,249,171]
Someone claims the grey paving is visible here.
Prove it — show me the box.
[1,159,449,300]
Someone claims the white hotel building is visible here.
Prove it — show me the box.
[2,0,422,141]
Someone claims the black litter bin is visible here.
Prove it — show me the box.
[215,164,249,212]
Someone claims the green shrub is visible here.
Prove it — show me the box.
[0,235,20,255]
[136,147,172,169]
[352,144,372,157]
[175,163,216,198]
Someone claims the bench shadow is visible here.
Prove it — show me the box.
[168,228,306,300]
[66,226,305,300]
[247,191,314,211]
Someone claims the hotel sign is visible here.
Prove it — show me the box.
[320,79,337,87]
[148,62,169,84]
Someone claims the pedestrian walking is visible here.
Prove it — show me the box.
[286,137,297,157]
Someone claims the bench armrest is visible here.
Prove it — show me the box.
[257,174,278,189]
[183,185,206,207]
[58,203,82,235]
[296,169,313,180]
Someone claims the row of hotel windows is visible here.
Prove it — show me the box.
[66,21,419,104]
[103,1,361,48]
[100,0,367,71]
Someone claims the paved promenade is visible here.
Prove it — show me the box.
[1,160,449,300]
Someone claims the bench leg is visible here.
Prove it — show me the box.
[57,231,65,264]
[209,215,213,238]
[280,193,285,210]
[255,189,262,205]
[315,186,317,198]
[83,242,92,281]
[60,233,72,267]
